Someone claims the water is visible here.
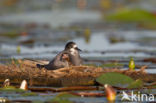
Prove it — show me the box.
[1,31,156,58]
[0,4,156,102]
[0,10,101,28]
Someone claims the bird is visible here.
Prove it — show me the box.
[36,41,83,70]
[60,52,73,67]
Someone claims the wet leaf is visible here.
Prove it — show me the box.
[127,79,143,89]
[96,72,134,88]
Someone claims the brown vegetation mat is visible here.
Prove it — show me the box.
[0,60,155,87]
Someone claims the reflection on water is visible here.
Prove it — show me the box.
[1,30,156,74]
[0,10,101,28]
[1,31,156,59]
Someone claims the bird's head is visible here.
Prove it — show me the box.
[65,41,82,53]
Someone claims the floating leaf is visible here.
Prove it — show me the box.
[106,9,156,22]
[3,86,16,89]
[0,86,25,93]
[22,92,38,97]
[127,79,143,89]
[96,72,134,88]
[49,92,78,103]
[56,92,78,98]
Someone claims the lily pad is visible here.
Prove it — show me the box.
[96,72,134,88]
[127,79,143,89]
[56,92,78,98]
[48,92,78,103]
[0,87,25,93]
[106,9,156,22]
[21,92,38,96]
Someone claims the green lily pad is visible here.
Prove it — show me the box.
[56,92,78,98]
[48,92,78,103]
[0,87,25,93]
[106,9,156,22]
[21,92,38,97]
[127,79,143,89]
[96,72,134,88]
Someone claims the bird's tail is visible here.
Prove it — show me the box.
[36,64,45,69]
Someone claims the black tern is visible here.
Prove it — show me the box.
[36,41,83,70]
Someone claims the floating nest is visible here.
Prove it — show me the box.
[0,59,155,87]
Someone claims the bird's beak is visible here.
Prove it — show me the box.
[75,47,82,51]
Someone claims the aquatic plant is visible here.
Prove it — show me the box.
[105,8,156,29]
[0,86,25,93]
[106,9,156,22]
[49,92,78,103]
[129,57,135,71]
[84,28,91,43]
[96,72,134,88]
[22,92,38,97]
[16,46,21,54]
[127,79,143,89]
[96,72,143,89]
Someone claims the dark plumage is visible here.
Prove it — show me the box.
[36,41,83,70]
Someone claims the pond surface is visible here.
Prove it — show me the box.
[0,88,155,103]
[0,9,156,103]
[1,29,156,73]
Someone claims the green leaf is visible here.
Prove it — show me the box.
[96,72,134,88]
[127,79,143,89]
[0,87,25,93]
[106,9,156,22]
[56,92,78,98]
[22,92,38,96]
[48,92,78,103]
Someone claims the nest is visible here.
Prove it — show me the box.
[0,60,155,87]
